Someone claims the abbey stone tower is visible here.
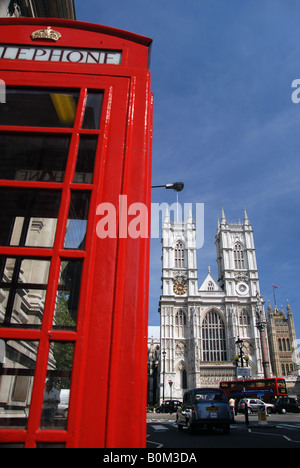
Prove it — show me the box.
[158,208,272,402]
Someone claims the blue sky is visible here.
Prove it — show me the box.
[75,1,300,335]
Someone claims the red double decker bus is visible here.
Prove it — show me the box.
[220,378,288,403]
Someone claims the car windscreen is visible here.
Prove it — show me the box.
[194,390,227,403]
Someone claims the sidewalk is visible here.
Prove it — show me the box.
[147,411,277,428]
[233,413,278,428]
[147,412,176,422]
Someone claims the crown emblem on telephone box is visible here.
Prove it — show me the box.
[31,27,62,42]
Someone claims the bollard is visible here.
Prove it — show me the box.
[258,405,268,426]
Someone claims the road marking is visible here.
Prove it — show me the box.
[146,434,164,448]
[148,420,176,425]
[150,424,169,431]
[248,428,300,444]
[277,424,300,430]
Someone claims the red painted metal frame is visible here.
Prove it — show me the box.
[0,18,152,448]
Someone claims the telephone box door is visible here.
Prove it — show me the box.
[0,62,151,447]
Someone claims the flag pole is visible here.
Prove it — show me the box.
[272,284,278,307]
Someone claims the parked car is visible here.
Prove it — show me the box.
[176,388,232,434]
[237,398,275,415]
[156,400,182,413]
[274,397,300,414]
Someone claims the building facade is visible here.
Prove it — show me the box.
[158,208,273,402]
[1,0,76,19]
[267,301,300,394]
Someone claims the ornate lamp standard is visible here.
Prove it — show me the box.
[234,337,250,426]
[255,292,271,379]
[234,337,249,369]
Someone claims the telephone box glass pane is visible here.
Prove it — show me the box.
[73,135,98,184]
[64,191,90,250]
[0,257,50,327]
[0,133,71,182]
[82,90,103,129]
[0,340,39,428]
[53,260,83,329]
[0,188,61,247]
[0,88,79,128]
[41,342,74,430]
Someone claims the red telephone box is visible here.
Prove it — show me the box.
[0,17,152,448]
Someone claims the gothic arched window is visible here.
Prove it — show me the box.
[207,281,214,291]
[233,244,245,269]
[282,339,286,352]
[239,309,250,326]
[202,310,227,362]
[175,309,186,326]
[175,241,185,268]
[239,309,251,338]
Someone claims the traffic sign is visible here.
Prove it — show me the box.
[236,368,251,379]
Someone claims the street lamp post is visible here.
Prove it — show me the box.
[154,181,184,408]
[234,337,250,370]
[152,182,184,192]
[168,380,173,415]
[152,181,184,224]
[161,348,166,405]
[235,337,249,426]
[168,380,173,402]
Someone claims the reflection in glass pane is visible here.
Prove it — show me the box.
[0,257,50,327]
[0,189,61,247]
[64,191,90,249]
[0,88,79,128]
[0,340,39,428]
[0,133,71,181]
[53,260,83,328]
[73,136,98,184]
[41,342,74,430]
[82,90,103,129]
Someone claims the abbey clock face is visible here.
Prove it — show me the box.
[236,282,249,296]
[173,281,187,295]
